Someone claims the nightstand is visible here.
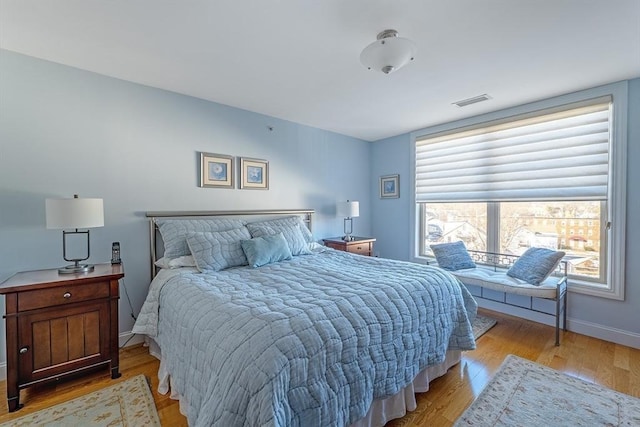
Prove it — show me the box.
[323,237,376,256]
[0,263,123,412]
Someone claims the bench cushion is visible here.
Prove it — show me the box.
[451,267,561,299]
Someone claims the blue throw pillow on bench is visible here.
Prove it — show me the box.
[507,247,565,285]
[430,241,476,271]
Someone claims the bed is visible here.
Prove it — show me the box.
[132,210,477,426]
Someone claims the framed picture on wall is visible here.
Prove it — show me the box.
[239,157,269,190]
[200,152,234,188]
[380,174,399,199]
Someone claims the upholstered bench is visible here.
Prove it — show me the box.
[430,245,568,346]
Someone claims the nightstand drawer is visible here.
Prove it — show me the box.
[18,282,110,311]
[348,243,372,256]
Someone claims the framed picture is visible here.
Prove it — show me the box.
[239,157,269,190]
[380,174,400,199]
[200,152,234,188]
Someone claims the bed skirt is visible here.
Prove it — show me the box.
[349,350,461,427]
[147,338,461,427]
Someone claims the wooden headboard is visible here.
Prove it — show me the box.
[145,209,315,277]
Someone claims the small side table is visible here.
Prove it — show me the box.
[0,263,123,412]
[323,237,376,256]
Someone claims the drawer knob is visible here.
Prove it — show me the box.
[19,347,28,354]
[63,292,72,299]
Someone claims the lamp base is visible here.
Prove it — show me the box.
[342,235,354,242]
[58,264,95,274]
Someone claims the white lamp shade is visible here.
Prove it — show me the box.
[337,201,360,218]
[360,35,416,74]
[46,197,104,229]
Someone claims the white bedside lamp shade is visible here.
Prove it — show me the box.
[46,198,104,229]
[46,195,104,274]
[337,201,360,218]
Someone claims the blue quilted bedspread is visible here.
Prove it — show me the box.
[134,249,477,426]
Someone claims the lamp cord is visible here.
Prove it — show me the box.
[119,277,138,348]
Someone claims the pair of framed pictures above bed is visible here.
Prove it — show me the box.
[199,152,268,190]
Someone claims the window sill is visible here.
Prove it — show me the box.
[567,278,624,301]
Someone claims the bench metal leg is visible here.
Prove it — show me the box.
[555,281,568,346]
[555,295,560,346]
[563,287,568,331]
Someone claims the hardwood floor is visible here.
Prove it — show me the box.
[0,308,638,426]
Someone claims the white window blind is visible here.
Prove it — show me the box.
[415,96,612,203]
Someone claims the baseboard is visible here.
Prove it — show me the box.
[0,331,145,382]
[568,318,640,349]
[476,298,640,349]
[118,331,146,348]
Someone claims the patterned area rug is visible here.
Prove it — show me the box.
[0,375,161,427]
[472,314,497,339]
[454,354,640,426]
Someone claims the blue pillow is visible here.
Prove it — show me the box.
[507,247,566,285]
[157,218,246,258]
[241,232,293,268]
[247,223,312,256]
[186,228,251,272]
[430,241,476,271]
[247,216,314,243]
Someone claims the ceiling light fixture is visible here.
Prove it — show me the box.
[360,29,417,74]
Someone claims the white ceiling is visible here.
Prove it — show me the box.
[2,0,639,141]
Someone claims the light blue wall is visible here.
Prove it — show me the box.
[0,50,371,364]
[371,78,640,339]
[370,134,412,260]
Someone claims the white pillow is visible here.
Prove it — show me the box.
[154,255,197,269]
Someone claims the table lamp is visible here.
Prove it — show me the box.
[46,194,104,274]
[337,200,359,241]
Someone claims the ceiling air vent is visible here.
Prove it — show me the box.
[453,94,492,108]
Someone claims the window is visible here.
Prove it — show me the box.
[422,201,604,281]
[413,84,628,300]
[422,203,487,251]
